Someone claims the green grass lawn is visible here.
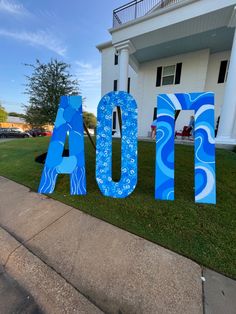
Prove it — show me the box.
[0,137,236,278]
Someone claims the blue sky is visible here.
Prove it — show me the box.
[0,0,126,115]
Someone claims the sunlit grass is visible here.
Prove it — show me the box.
[0,137,235,278]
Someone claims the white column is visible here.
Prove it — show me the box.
[114,40,136,92]
[119,48,129,91]
[217,28,236,142]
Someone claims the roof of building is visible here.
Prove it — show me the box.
[96,40,112,51]
[7,116,26,123]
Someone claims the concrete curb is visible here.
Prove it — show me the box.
[0,227,103,314]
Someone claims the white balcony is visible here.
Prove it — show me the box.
[113,0,185,28]
[110,0,236,69]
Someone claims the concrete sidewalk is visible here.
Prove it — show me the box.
[0,176,235,313]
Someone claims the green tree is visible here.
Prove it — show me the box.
[24,59,80,126]
[8,112,26,119]
[83,111,96,129]
[0,103,8,123]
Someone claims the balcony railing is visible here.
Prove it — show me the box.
[113,0,183,28]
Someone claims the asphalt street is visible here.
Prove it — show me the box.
[0,266,42,314]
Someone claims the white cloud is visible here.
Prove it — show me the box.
[76,61,93,69]
[76,61,101,90]
[0,29,67,56]
[0,0,27,15]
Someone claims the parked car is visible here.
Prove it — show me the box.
[0,128,31,138]
[28,128,52,137]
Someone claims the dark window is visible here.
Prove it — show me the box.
[127,77,131,93]
[153,107,157,121]
[113,111,117,130]
[162,65,175,85]
[175,63,182,84]
[113,79,118,91]
[218,60,228,83]
[114,54,118,65]
[156,66,162,87]
[162,75,174,85]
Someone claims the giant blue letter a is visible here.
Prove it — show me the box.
[38,96,86,195]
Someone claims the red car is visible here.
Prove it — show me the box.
[29,128,52,137]
[40,130,52,136]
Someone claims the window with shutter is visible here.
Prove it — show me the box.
[114,54,118,65]
[156,63,182,87]
[113,80,118,91]
[127,77,131,93]
[218,60,228,84]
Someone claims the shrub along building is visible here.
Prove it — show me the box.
[97,0,236,146]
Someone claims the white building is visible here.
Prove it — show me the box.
[97,0,236,146]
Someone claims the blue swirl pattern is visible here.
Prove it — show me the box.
[96,91,138,198]
[155,93,216,204]
[38,96,86,195]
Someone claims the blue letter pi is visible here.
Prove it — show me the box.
[38,96,86,195]
[155,92,216,204]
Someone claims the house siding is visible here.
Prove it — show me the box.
[100,46,229,137]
